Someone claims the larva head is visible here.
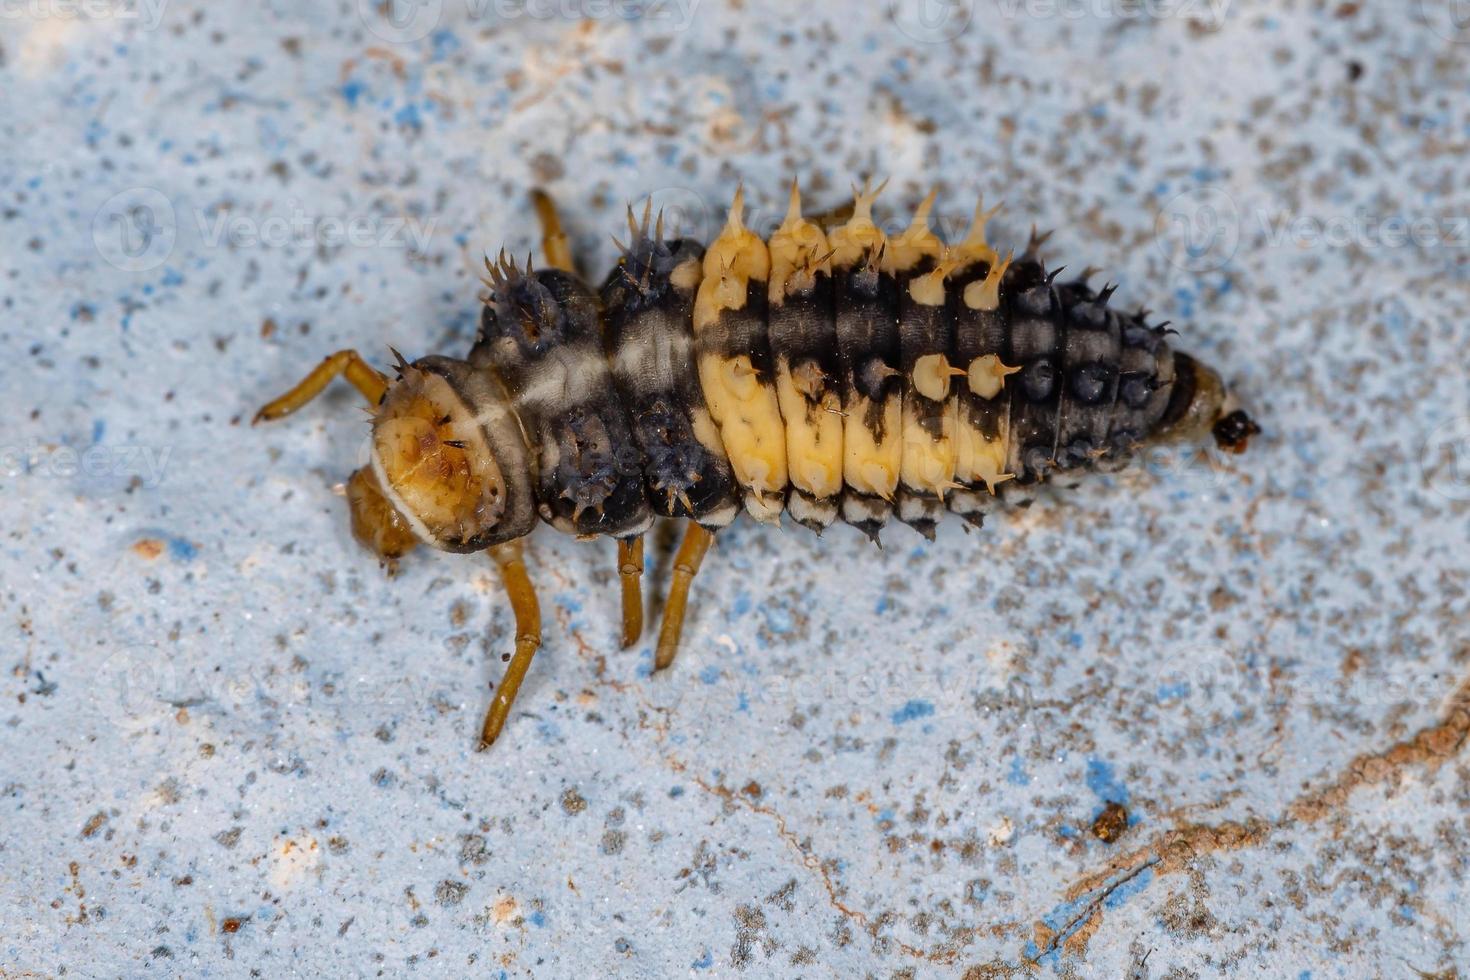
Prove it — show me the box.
[356,355,537,560]
[1158,352,1260,454]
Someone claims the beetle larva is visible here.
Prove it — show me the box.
[254,181,1260,750]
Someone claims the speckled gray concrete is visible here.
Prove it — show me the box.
[3,1,1469,976]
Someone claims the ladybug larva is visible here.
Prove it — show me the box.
[254,180,1259,751]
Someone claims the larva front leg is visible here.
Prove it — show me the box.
[252,348,389,423]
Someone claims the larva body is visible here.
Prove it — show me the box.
[255,181,1258,750]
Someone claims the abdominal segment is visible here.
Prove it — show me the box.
[601,225,741,531]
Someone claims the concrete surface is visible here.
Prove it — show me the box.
[2,0,1468,975]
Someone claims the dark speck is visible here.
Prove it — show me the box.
[435,880,469,906]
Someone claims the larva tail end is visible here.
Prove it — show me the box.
[1212,410,1261,454]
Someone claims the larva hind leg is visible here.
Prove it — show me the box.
[252,349,388,423]
[617,536,644,649]
[530,188,575,273]
[479,538,543,750]
[654,523,714,671]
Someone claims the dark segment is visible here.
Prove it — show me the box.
[472,266,652,538]
[895,256,950,540]
[600,236,741,529]
[767,264,841,532]
[1001,258,1063,484]
[834,251,902,541]
[948,258,1009,446]
[1054,280,1122,470]
[1108,309,1177,454]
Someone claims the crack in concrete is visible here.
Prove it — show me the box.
[552,609,1470,971]
[1024,673,1470,965]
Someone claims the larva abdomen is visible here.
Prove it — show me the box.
[582,182,1232,544]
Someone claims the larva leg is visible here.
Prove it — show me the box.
[479,538,543,750]
[252,349,388,423]
[530,188,575,273]
[653,523,714,671]
[617,535,644,649]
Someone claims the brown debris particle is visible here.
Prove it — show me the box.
[1090,802,1128,843]
[81,811,108,838]
[132,538,164,560]
[492,894,519,924]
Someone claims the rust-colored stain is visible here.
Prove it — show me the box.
[131,538,164,560]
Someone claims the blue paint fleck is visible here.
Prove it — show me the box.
[762,605,793,634]
[1084,758,1129,803]
[1007,756,1030,786]
[167,537,197,562]
[341,79,367,107]
[1103,868,1153,908]
[890,700,934,725]
[394,102,424,130]
[699,665,721,685]
[431,29,460,60]
[528,910,546,927]
[691,949,713,969]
